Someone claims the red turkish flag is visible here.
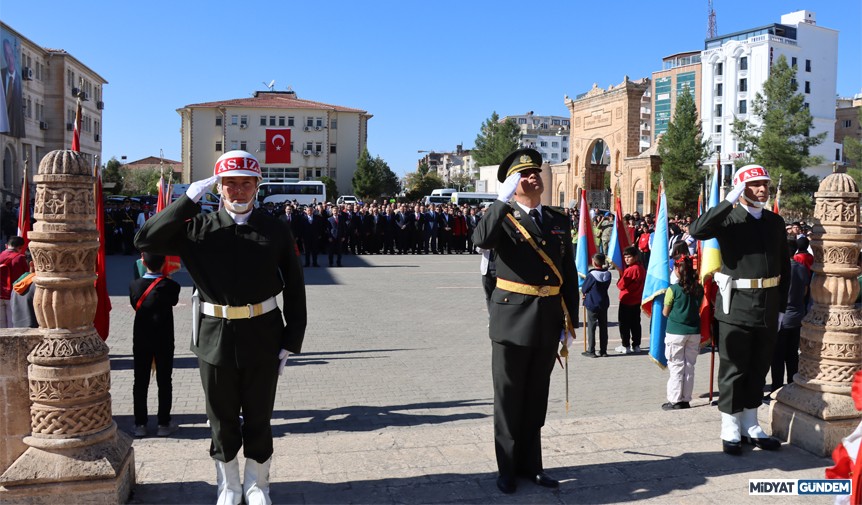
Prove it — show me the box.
[266,129,291,164]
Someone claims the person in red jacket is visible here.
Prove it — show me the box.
[0,236,29,328]
[616,245,645,354]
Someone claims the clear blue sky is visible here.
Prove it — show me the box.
[3,0,860,177]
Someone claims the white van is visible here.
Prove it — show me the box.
[336,195,359,206]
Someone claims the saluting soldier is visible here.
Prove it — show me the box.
[135,150,307,505]
[689,164,790,455]
[472,148,578,494]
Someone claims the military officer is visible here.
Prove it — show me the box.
[689,164,789,455]
[135,150,307,505]
[472,148,579,494]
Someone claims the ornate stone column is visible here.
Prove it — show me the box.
[770,165,862,457]
[0,150,134,503]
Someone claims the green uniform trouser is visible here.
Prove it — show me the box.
[199,358,279,463]
[717,320,777,414]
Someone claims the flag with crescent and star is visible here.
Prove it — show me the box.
[266,129,291,164]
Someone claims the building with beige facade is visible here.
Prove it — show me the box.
[835,94,862,168]
[0,22,106,200]
[178,89,370,195]
[416,144,475,188]
[501,112,571,164]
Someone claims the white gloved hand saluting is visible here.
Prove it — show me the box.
[186,175,219,203]
[497,173,521,202]
[725,179,746,204]
[278,349,290,375]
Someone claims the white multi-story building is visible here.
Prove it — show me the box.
[416,145,475,186]
[0,22,106,197]
[178,89,371,195]
[501,112,570,164]
[700,10,839,181]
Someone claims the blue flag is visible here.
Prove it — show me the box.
[641,184,670,368]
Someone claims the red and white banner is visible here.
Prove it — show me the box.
[71,98,82,152]
[266,129,291,164]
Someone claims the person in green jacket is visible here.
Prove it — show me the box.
[661,253,704,411]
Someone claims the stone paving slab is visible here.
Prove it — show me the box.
[97,253,837,504]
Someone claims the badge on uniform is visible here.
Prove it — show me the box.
[513,210,521,219]
[551,226,565,235]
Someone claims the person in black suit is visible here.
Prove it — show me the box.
[472,148,579,495]
[394,204,409,254]
[348,206,364,254]
[409,204,425,254]
[466,207,480,253]
[383,207,397,254]
[299,205,325,267]
[326,206,348,266]
[129,253,181,438]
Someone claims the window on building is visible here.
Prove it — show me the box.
[739,57,748,70]
[805,59,811,72]
[240,115,248,127]
[551,153,558,160]
[315,143,323,152]
[330,119,337,129]
[330,144,337,154]
[715,145,721,153]
[216,116,222,126]
[791,78,797,88]
[259,141,266,152]
[316,117,323,127]
[836,148,841,161]
[792,57,797,68]
[716,124,722,133]
[552,119,561,125]
[739,78,747,92]
[306,117,313,127]
[562,147,568,153]
[269,116,276,126]
[239,141,246,150]
[562,120,570,126]
[305,142,313,151]
[805,81,811,94]
[278,116,285,126]
[844,119,853,128]
[716,62,723,76]
[540,141,548,147]
[290,142,294,152]
[551,141,559,148]
[260,116,266,126]
[230,141,238,150]
[716,83,723,96]
[518,118,527,124]
[715,104,722,117]
[231,115,238,125]
[803,102,809,109]
[288,116,295,126]
[306,168,313,179]
[738,100,747,114]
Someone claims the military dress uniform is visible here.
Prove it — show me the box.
[471,154,579,485]
[135,193,307,464]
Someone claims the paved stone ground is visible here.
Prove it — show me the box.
[102,252,834,504]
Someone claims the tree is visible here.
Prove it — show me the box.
[450,172,474,192]
[731,55,824,215]
[472,112,520,166]
[403,171,444,201]
[351,149,401,201]
[121,167,161,195]
[319,176,339,202]
[102,157,124,194]
[842,107,862,188]
[655,90,709,215]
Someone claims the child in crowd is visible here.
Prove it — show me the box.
[616,246,645,354]
[582,253,611,358]
[661,253,704,410]
[130,253,181,437]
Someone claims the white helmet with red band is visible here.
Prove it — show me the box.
[732,164,771,186]
[214,150,262,178]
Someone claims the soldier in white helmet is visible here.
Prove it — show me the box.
[689,164,790,456]
[136,151,306,505]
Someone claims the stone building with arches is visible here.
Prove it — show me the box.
[550,77,661,215]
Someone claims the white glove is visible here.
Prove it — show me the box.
[778,312,785,329]
[497,173,521,202]
[186,175,219,203]
[278,349,290,375]
[725,179,746,203]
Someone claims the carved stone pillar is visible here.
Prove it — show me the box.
[770,166,862,457]
[0,151,134,503]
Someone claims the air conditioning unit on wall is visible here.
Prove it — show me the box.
[302,150,312,156]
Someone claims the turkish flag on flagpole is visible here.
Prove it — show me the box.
[266,129,291,164]
[94,164,111,340]
[71,98,82,152]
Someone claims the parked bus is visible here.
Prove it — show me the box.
[257,180,326,207]
[431,188,457,197]
[449,192,497,207]
[423,195,451,206]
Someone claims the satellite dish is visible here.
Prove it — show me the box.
[262,80,275,91]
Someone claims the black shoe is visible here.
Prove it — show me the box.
[599,352,608,357]
[742,435,781,451]
[661,402,681,411]
[581,351,597,358]
[496,475,516,494]
[722,440,742,455]
[678,401,691,409]
[531,472,559,489]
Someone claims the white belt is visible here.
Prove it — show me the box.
[713,273,780,315]
[730,276,780,289]
[201,296,278,320]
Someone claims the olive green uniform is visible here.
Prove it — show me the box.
[689,200,789,414]
[135,194,307,463]
[472,201,579,479]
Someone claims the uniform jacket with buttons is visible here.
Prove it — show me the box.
[134,194,307,367]
[472,201,579,347]
[688,200,790,328]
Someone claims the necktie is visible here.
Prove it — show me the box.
[529,209,541,227]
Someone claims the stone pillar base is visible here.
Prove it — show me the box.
[0,429,134,504]
[770,383,862,457]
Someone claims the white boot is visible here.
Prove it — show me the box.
[720,412,741,442]
[215,459,243,505]
[243,457,272,505]
[740,408,766,439]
